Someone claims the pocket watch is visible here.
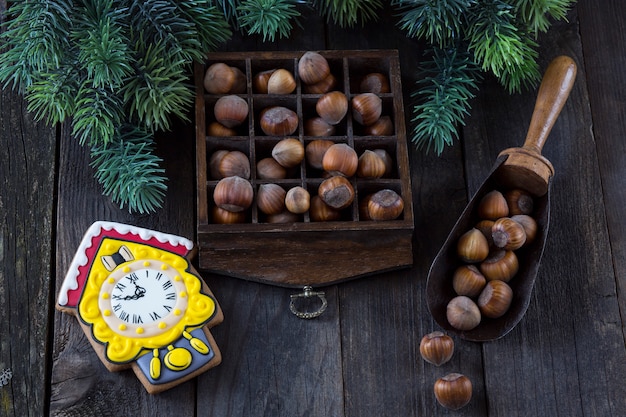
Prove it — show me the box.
[57,221,223,394]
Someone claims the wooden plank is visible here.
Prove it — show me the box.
[0,78,57,416]
[49,120,199,415]
[196,6,346,416]
[578,0,626,338]
[463,6,626,416]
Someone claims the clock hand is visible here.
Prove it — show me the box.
[134,285,146,299]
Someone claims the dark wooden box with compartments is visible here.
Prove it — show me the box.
[194,49,414,288]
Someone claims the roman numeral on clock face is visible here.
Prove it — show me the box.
[162,280,173,290]
[119,310,129,322]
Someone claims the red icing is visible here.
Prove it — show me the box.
[64,226,190,307]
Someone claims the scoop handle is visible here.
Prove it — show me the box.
[524,56,577,154]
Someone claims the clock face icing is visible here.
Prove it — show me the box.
[76,237,218,364]
[98,260,188,337]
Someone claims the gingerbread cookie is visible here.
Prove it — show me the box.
[57,221,223,394]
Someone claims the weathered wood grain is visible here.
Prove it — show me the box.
[578,0,626,345]
[0,3,57,413]
[0,82,57,417]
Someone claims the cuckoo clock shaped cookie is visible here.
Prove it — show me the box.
[57,221,223,394]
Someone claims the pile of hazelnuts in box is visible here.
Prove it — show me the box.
[203,51,405,224]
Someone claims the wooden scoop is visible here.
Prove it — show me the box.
[426,56,577,341]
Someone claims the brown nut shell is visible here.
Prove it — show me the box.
[357,150,387,179]
[204,63,236,94]
[351,93,382,126]
[305,139,334,170]
[446,296,481,331]
[212,206,246,224]
[434,373,473,410]
[260,106,298,136]
[272,138,305,168]
[322,143,358,177]
[479,249,519,282]
[265,210,301,223]
[217,150,250,179]
[475,219,495,247]
[298,51,330,85]
[477,190,509,220]
[209,150,229,179]
[256,184,286,215]
[363,115,394,136]
[511,214,538,245]
[505,189,534,215]
[253,69,275,93]
[359,72,390,94]
[492,217,526,250]
[316,91,348,125]
[309,195,341,221]
[477,280,513,318]
[213,176,253,212]
[457,228,489,263]
[302,73,337,94]
[452,265,487,298]
[207,121,237,137]
[318,176,355,209]
[285,186,311,214]
[214,95,249,128]
[304,117,336,137]
[366,189,404,221]
[256,157,288,180]
[419,331,454,366]
[267,68,296,94]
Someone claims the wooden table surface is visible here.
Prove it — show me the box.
[2,1,625,416]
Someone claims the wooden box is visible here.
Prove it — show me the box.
[194,50,414,287]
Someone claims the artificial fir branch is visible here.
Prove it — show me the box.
[122,37,194,133]
[310,0,384,28]
[410,47,481,155]
[392,0,475,47]
[465,0,540,93]
[513,0,575,35]
[237,0,301,42]
[90,126,167,214]
[0,0,73,93]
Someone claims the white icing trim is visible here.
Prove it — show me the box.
[57,221,193,306]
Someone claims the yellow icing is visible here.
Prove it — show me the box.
[78,238,217,364]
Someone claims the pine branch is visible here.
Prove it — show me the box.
[410,47,481,155]
[465,0,540,93]
[309,0,384,28]
[74,0,132,90]
[177,0,233,56]
[90,125,167,214]
[513,0,575,36]
[213,0,241,29]
[237,0,301,42]
[24,63,80,126]
[393,0,475,47]
[122,38,194,133]
[0,0,73,93]
[72,81,125,146]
